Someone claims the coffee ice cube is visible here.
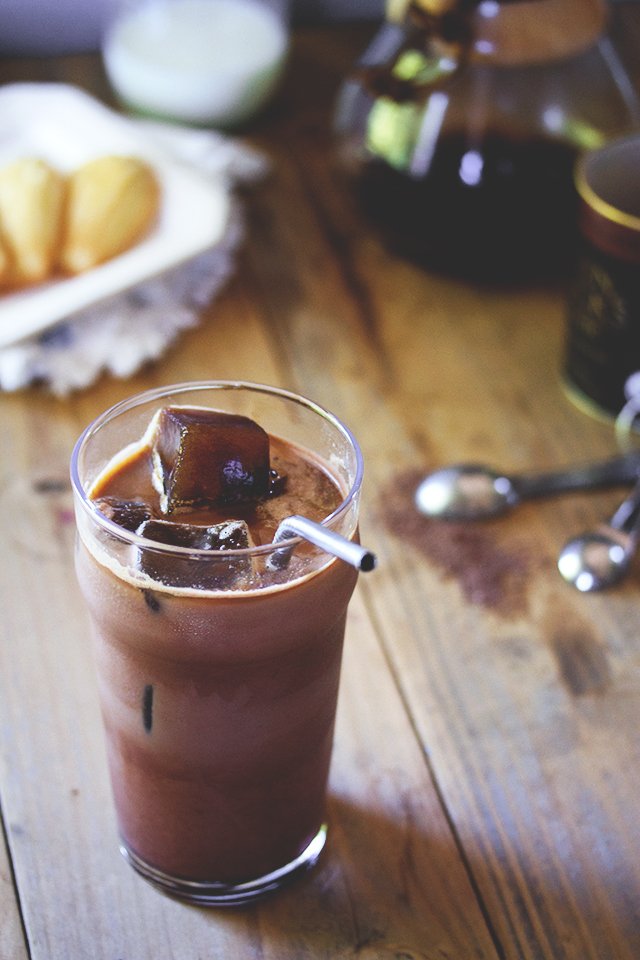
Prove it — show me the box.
[136,517,255,588]
[149,407,271,514]
[95,496,153,532]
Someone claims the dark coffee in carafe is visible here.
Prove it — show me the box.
[335,0,640,284]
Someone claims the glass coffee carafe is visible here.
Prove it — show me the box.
[334,0,640,284]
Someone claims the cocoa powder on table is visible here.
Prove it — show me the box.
[380,469,539,617]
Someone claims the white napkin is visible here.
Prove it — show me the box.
[0,111,269,395]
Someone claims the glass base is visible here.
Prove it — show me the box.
[119,823,328,906]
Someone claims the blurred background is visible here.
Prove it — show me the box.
[0,0,386,57]
[1,0,633,56]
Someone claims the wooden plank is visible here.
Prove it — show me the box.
[0,827,27,960]
[1,15,640,958]
[0,406,498,958]
[0,162,496,956]
[231,24,640,958]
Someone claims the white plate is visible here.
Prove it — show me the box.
[0,84,231,348]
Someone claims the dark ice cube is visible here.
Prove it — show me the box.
[150,407,271,514]
[136,517,255,588]
[95,496,153,532]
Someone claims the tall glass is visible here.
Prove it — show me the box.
[71,381,364,905]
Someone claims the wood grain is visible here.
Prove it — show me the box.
[0,829,27,960]
[244,18,640,959]
[1,10,640,959]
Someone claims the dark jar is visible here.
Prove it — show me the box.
[564,134,640,419]
[334,0,640,285]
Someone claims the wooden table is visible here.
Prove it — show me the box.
[2,14,640,960]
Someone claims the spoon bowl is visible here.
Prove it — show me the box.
[557,529,634,592]
[558,476,640,591]
[415,464,516,520]
[415,453,640,521]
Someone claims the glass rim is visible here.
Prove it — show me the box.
[70,379,364,559]
[576,134,640,233]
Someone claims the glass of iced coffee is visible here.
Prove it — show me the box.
[71,381,365,905]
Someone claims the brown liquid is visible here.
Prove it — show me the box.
[91,434,342,548]
[75,431,357,885]
[354,131,580,283]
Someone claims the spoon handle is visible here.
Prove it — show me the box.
[512,452,640,501]
[609,477,640,535]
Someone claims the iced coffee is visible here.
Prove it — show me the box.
[71,382,365,905]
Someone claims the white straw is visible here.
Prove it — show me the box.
[268,515,376,572]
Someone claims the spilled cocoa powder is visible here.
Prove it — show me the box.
[380,469,540,617]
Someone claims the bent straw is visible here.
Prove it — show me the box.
[268,515,377,572]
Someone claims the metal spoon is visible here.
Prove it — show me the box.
[415,453,640,521]
[558,478,640,591]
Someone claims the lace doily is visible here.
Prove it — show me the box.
[0,116,268,395]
